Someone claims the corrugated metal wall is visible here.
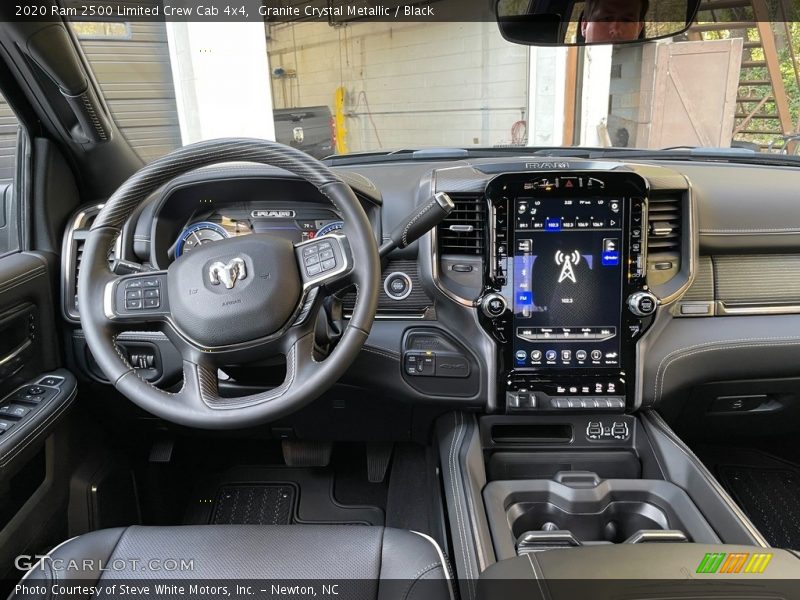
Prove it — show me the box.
[77,22,182,163]
[0,98,19,187]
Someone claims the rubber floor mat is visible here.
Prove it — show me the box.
[717,465,800,549]
[211,484,296,525]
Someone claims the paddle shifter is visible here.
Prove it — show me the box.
[378,192,454,258]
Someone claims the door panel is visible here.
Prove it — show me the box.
[0,251,76,584]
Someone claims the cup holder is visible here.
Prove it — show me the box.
[509,500,669,543]
[483,477,720,560]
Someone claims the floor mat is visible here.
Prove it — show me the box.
[717,464,800,549]
[212,484,296,525]
[185,466,384,526]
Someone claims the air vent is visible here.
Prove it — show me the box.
[437,194,487,255]
[647,194,682,285]
[63,204,115,321]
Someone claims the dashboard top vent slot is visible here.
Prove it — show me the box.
[437,193,486,255]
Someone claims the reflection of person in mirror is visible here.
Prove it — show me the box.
[581,0,649,43]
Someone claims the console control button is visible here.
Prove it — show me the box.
[481,293,507,318]
[627,291,658,317]
[38,376,63,387]
[0,419,14,433]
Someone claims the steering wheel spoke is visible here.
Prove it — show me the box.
[102,270,171,327]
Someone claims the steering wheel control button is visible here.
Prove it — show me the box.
[126,299,143,310]
[126,289,143,300]
[304,255,320,266]
[321,258,337,271]
[319,249,335,261]
[627,291,658,317]
[384,272,413,301]
[481,293,508,318]
[306,263,322,276]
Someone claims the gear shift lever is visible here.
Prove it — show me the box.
[378,192,454,258]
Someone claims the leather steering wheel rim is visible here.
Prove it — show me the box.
[77,138,380,429]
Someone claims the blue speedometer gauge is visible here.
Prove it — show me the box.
[316,220,344,237]
[175,222,229,258]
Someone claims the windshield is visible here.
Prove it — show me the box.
[69,3,799,163]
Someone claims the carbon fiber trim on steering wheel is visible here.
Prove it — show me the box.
[92,138,344,231]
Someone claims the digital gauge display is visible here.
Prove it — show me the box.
[175,222,229,258]
[316,220,344,237]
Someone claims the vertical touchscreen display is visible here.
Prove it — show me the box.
[512,196,624,369]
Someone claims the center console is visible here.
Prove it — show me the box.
[479,172,657,413]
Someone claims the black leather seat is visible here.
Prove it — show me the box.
[17,525,452,600]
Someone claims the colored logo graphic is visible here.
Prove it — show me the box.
[696,552,773,574]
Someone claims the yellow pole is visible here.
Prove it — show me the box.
[334,87,348,154]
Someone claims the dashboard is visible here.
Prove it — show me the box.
[61,155,800,429]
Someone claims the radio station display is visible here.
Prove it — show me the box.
[512,196,624,369]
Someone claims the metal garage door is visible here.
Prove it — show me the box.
[0,98,17,187]
[76,22,182,163]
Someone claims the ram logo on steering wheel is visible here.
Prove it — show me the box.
[208,257,247,290]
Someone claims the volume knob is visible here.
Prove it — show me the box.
[627,291,658,317]
[481,293,508,318]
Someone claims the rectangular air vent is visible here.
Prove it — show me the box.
[647,194,682,285]
[63,205,116,321]
[436,194,487,255]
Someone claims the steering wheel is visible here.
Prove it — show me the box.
[78,138,380,429]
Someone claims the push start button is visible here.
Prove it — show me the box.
[384,272,413,300]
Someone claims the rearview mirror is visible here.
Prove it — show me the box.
[496,0,700,46]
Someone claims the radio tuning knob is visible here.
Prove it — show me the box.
[481,293,508,318]
[627,291,658,317]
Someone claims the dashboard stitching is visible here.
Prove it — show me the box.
[654,337,800,403]
[360,346,400,360]
[0,267,46,295]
